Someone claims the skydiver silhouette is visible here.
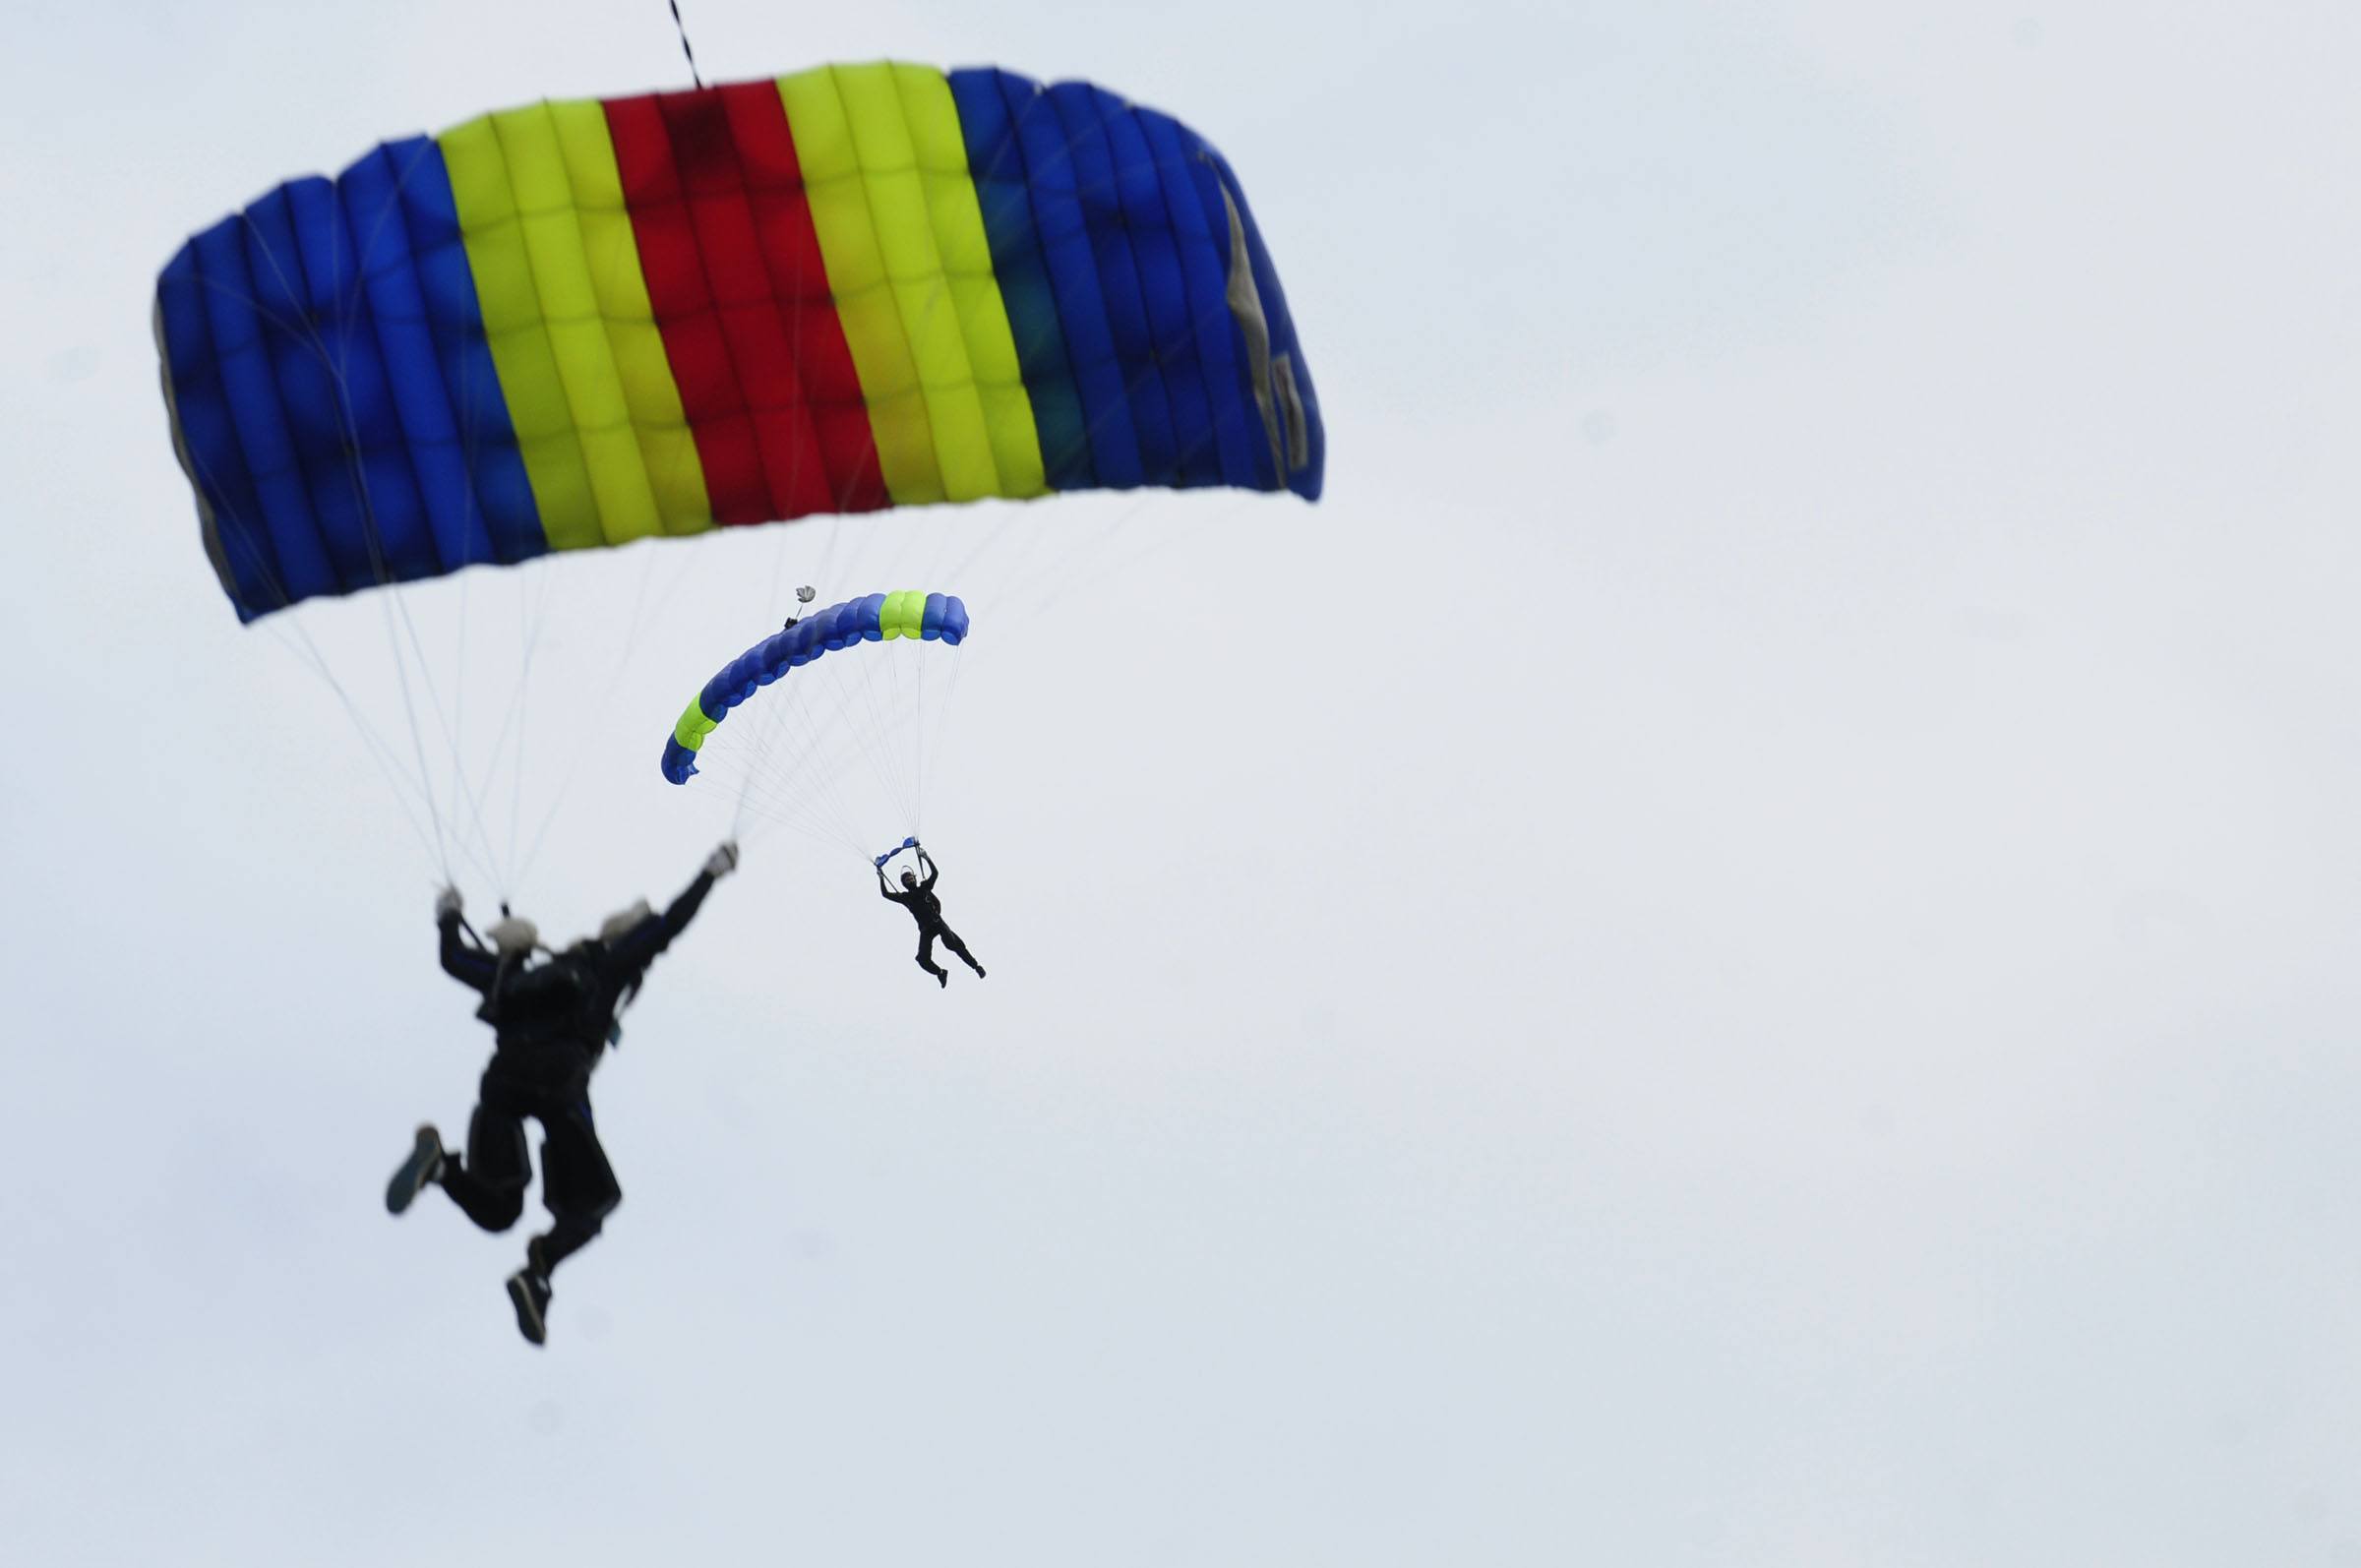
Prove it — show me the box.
[877,844,985,988]
[384,842,739,1346]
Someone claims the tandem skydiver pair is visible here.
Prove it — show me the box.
[387,829,983,1346]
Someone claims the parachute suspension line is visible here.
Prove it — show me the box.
[1002,493,1231,630]
[816,513,847,606]
[667,0,705,89]
[729,684,870,852]
[448,566,470,877]
[878,633,913,821]
[176,423,458,878]
[764,517,794,614]
[503,563,543,895]
[919,641,969,822]
[719,623,869,850]
[800,651,905,844]
[375,584,459,884]
[441,573,552,897]
[853,638,918,825]
[912,637,926,840]
[736,748,863,851]
[729,664,816,846]
[807,647,893,816]
[515,538,705,890]
[930,503,1017,600]
[262,618,447,871]
[779,659,881,846]
[994,497,1147,625]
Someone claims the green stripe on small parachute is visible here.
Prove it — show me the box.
[879,590,928,639]
[674,696,718,753]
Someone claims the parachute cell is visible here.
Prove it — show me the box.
[155,63,1324,622]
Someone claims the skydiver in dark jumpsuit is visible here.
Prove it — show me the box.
[878,845,985,988]
[385,842,739,1345]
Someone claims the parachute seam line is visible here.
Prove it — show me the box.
[989,72,1101,488]
[350,145,484,585]
[152,296,244,610]
[170,264,292,612]
[897,69,1006,499]
[1131,105,1229,484]
[484,105,607,551]
[1036,84,1151,486]
[561,99,669,549]
[825,64,947,502]
[1080,90,1185,489]
[190,238,307,610]
[232,213,347,599]
[760,85,830,514]
[649,88,821,527]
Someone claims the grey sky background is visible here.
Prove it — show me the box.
[5,1,2361,1563]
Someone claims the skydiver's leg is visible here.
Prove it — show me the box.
[916,931,949,987]
[437,1091,531,1235]
[531,1098,622,1275]
[938,926,985,978]
[503,1097,619,1347]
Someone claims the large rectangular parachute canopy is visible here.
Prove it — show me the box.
[155,63,1324,623]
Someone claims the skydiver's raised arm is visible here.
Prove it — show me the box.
[436,888,497,993]
[917,847,938,890]
[610,843,737,971]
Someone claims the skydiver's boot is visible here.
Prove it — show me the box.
[507,1238,555,1347]
[385,1125,447,1215]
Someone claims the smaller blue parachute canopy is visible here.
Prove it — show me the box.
[663,590,969,784]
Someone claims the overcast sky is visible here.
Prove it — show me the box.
[6,2,2361,1564]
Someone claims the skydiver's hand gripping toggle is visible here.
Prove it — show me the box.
[873,836,920,870]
